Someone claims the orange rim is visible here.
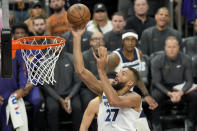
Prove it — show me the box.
[12,36,66,59]
[12,36,66,50]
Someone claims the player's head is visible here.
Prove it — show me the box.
[50,0,65,13]
[111,12,126,33]
[122,30,138,52]
[11,23,30,40]
[90,32,105,56]
[165,36,179,60]
[33,16,46,36]
[155,7,170,29]
[112,67,140,91]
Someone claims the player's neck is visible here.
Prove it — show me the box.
[117,86,130,95]
[122,49,134,61]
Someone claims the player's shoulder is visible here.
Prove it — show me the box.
[88,97,100,110]
[127,91,142,102]
[150,51,165,61]
[109,51,120,62]
[143,26,155,34]
[128,91,141,97]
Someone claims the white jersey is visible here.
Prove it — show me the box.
[113,47,141,72]
[97,93,141,131]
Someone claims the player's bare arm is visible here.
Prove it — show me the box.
[95,47,141,111]
[106,53,120,73]
[72,28,103,96]
[80,97,100,131]
[0,96,4,105]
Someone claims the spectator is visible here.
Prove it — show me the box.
[11,1,30,23]
[87,3,113,34]
[117,0,133,19]
[104,12,126,51]
[25,2,46,35]
[182,0,197,22]
[42,51,82,131]
[151,36,197,131]
[62,30,92,53]
[125,0,156,39]
[32,16,47,36]
[140,7,181,56]
[182,18,197,57]
[0,23,41,131]
[47,0,70,36]
[182,18,197,83]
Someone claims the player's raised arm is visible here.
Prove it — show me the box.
[72,28,103,96]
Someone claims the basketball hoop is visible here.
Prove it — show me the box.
[12,36,66,85]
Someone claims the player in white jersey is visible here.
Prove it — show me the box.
[113,47,141,72]
[106,30,158,131]
[106,30,158,109]
[98,92,141,131]
[72,28,142,131]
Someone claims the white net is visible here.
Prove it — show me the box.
[19,37,65,85]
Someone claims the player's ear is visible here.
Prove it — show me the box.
[127,80,134,87]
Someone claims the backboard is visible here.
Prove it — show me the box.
[0,0,12,78]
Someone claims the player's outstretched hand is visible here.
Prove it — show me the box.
[71,27,86,39]
[93,47,108,71]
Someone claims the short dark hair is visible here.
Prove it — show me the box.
[11,23,29,35]
[134,0,148,5]
[165,36,179,46]
[32,16,46,25]
[127,67,140,85]
[112,11,125,20]
[156,7,169,14]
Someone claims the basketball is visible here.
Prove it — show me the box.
[67,4,91,29]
